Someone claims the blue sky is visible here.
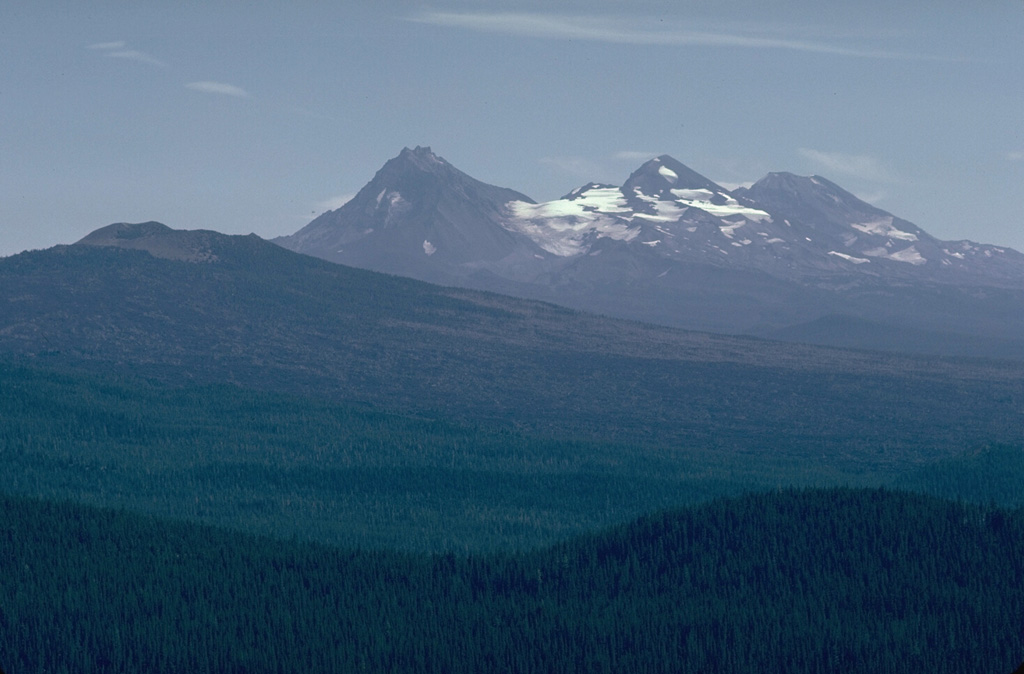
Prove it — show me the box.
[2,1,1022,257]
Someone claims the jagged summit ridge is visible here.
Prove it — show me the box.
[275,147,1024,289]
[623,155,724,198]
[267,146,1024,356]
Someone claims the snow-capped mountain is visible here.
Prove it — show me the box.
[506,156,773,263]
[736,172,1024,285]
[503,154,1024,286]
[275,147,1024,357]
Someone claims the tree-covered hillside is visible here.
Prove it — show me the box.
[3,358,1023,552]
[2,489,1021,673]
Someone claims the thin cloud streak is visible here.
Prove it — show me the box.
[185,81,251,98]
[87,41,166,67]
[105,50,167,67]
[409,11,956,61]
[798,148,893,182]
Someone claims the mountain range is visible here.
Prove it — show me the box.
[276,147,1024,358]
[3,222,1022,466]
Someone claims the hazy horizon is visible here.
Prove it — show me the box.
[2,1,1022,257]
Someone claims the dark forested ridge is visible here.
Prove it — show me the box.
[1,488,1022,673]
[3,357,1023,552]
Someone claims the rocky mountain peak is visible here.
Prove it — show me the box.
[742,172,888,224]
[390,145,450,174]
[622,155,724,199]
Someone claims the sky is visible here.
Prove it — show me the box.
[2,1,1022,258]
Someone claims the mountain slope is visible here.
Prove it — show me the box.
[275,148,1024,357]
[275,146,548,285]
[737,172,1024,285]
[2,223,1023,467]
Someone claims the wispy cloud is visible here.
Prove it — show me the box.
[106,50,168,68]
[409,11,953,61]
[87,41,166,67]
[1007,151,1024,162]
[798,148,893,182]
[185,81,251,98]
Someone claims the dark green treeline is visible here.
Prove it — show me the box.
[2,488,1022,673]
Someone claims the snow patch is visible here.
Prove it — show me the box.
[889,246,926,265]
[863,245,927,265]
[633,198,688,222]
[719,221,745,238]
[828,251,870,264]
[506,199,640,256]
[671,188,715,201]
[670,189,771,222]
[423,240,436,256]
[378,191,405,210]
[658,165,678,182]
[571,186,632,213]
[851,217,918,242]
